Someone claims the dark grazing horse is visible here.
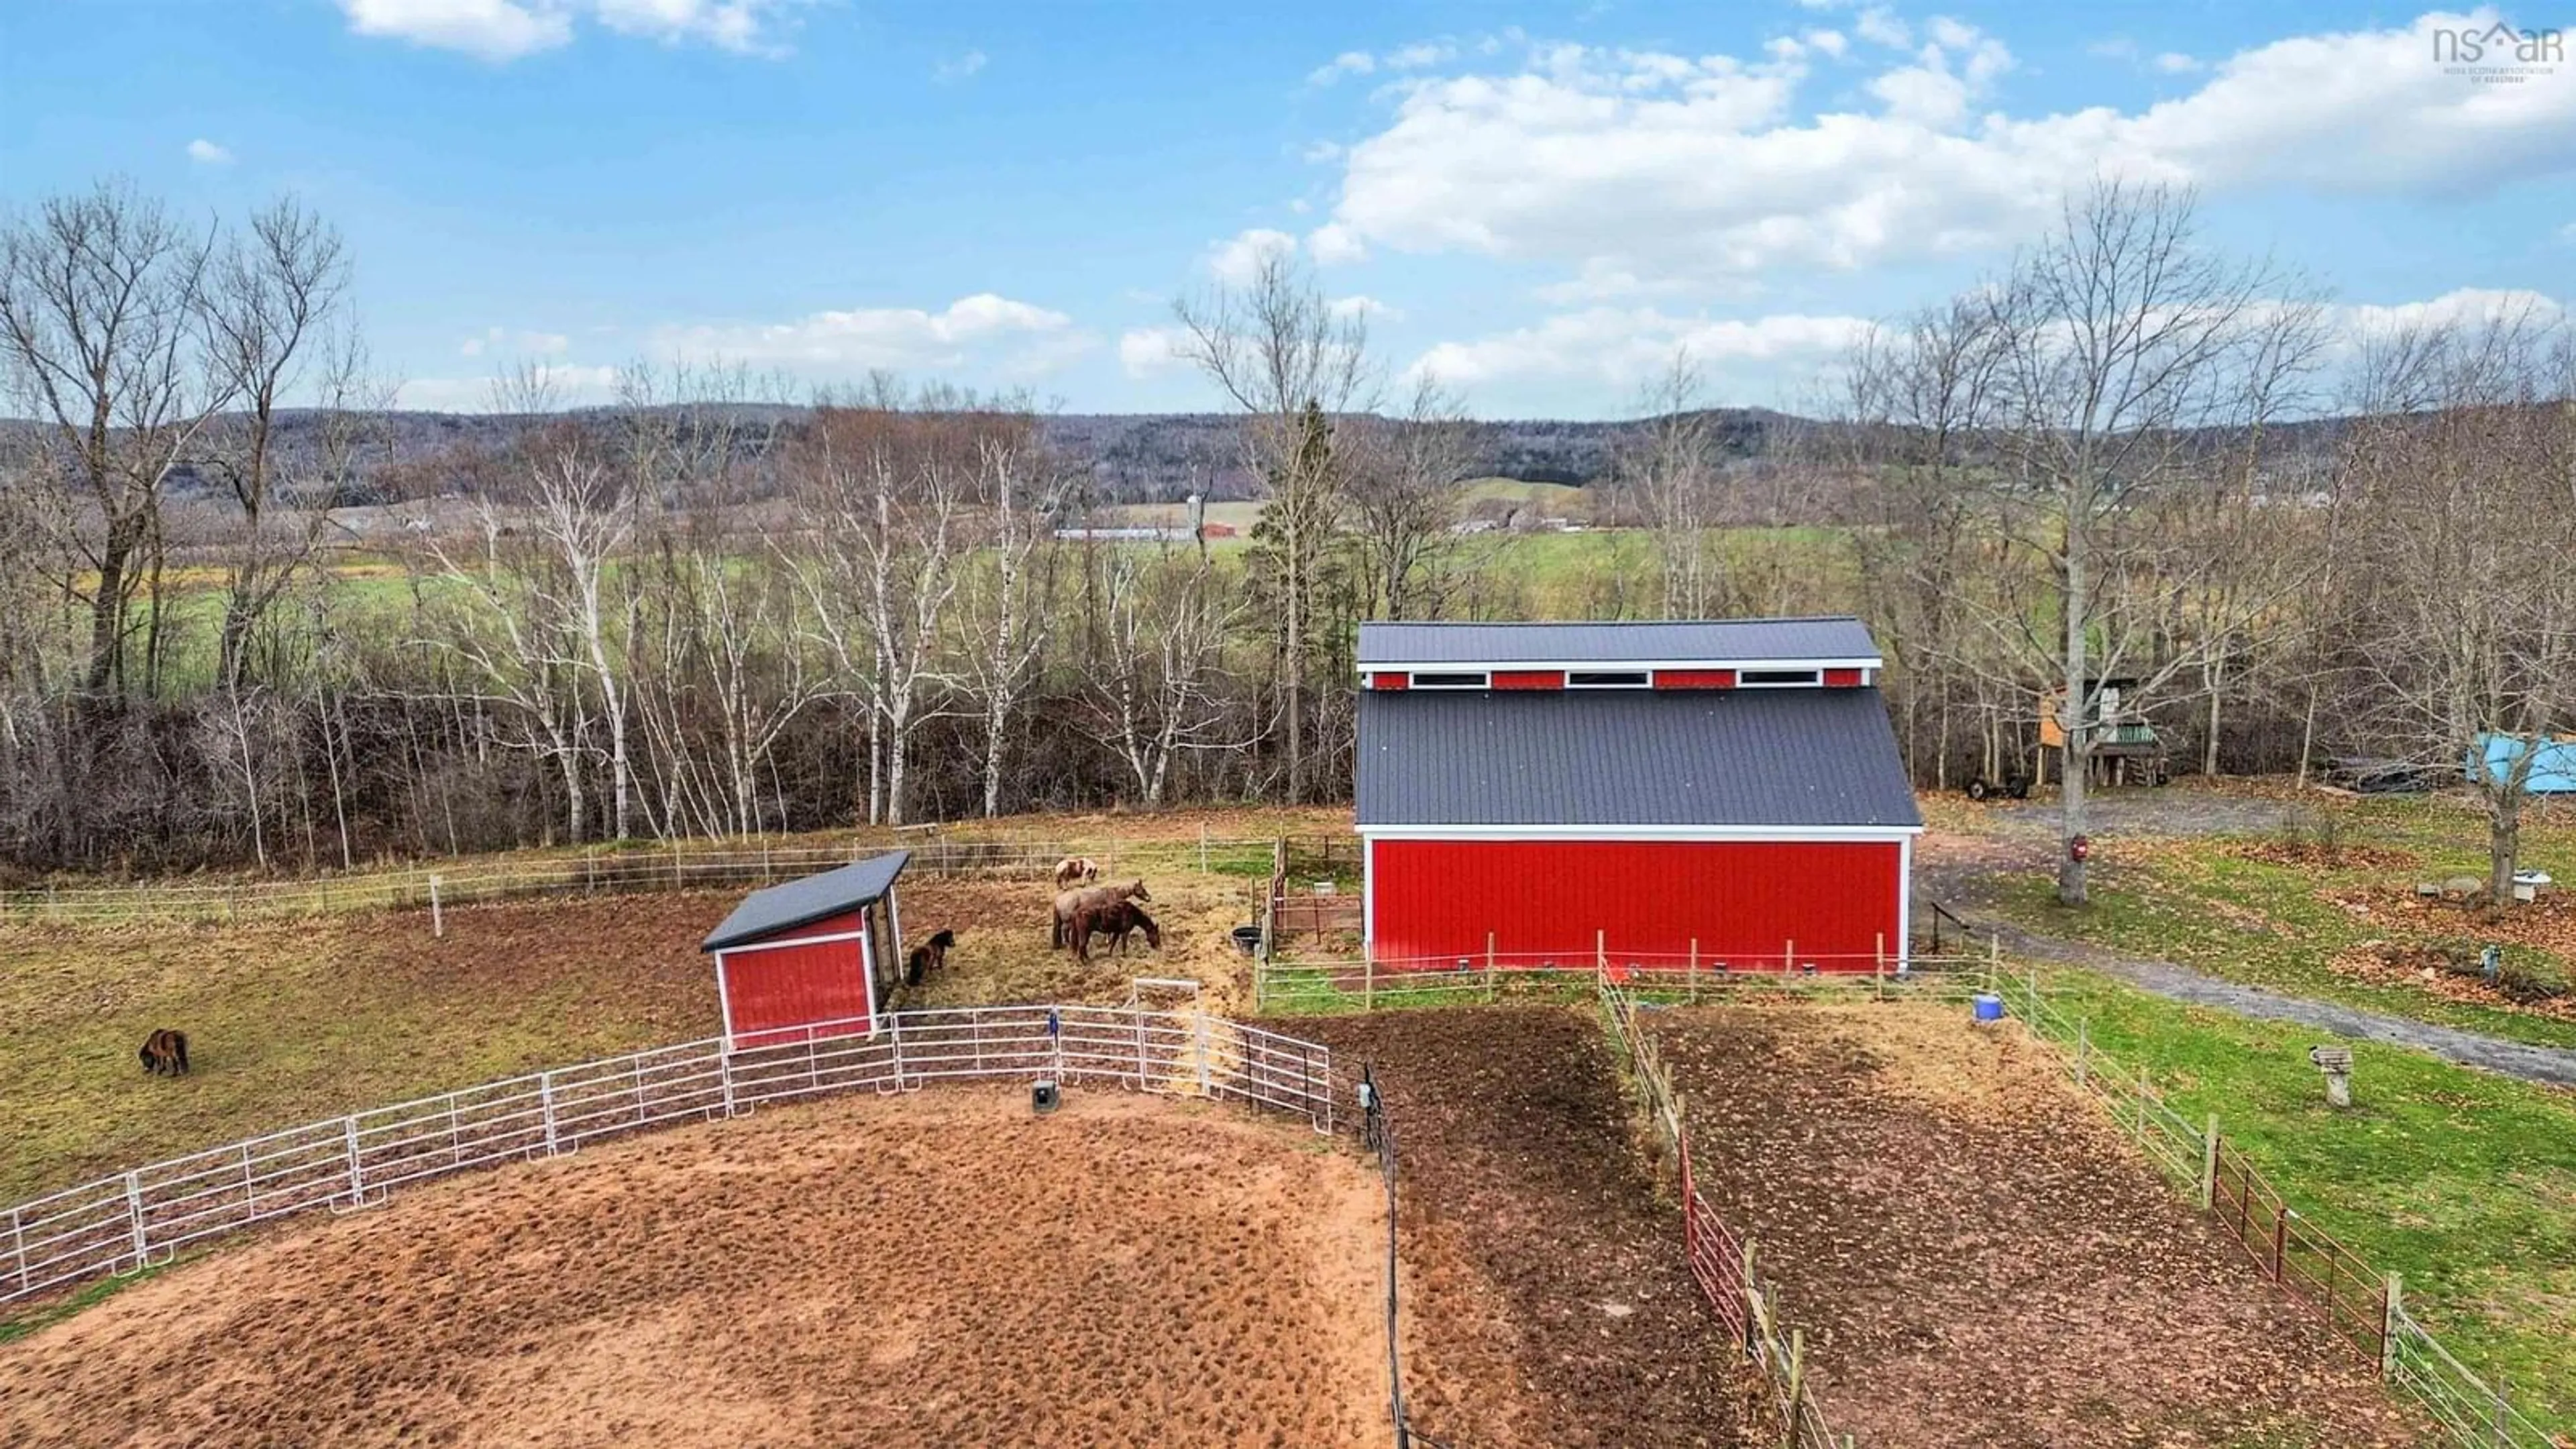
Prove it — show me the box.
[1051,879,1149,949]
[140,1028,190,1077]
[1070,900,1160,965]
[905,928,959,987]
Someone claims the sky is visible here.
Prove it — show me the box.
[1,0,2571,418]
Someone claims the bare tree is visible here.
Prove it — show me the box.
[1617,353,1727,619]
[1175,251,1376,801]
[1976,180,2327,905]
[957,407,1073,817]
[1089,547,1250,805]
[1346,374,1475,621]
[0,180,231,696]
[198,198,361,689]
[2342,313,2576,898]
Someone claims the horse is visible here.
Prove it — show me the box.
[1053,856,1102,888]
[905,928,958,987]
[139,1028,190,1077]
[1070,900,1161,965]
[1051,879,1149,949]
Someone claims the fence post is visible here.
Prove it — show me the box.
[2380,1273,2402,1379]
[123,1171,148,1267]
[1199,823,1208,875]
[1364,947,1375,1012]
[9,1203,25,1295]
[2201,1115,2220,1212]
[2271,1205,2289,1281]
[889,1016,906,1089]
[1688,938,1699,1004]
[541,1071,561,1151]
[1597,928,1607,983]
[1134,1006,1150,1088]
[429,873,444,938]
[1782,1328,1806,1449]
[1487,930,1499,1002]
[1195,1006,1212,1095]
[1875,934,1887,1000]
[1986,932,2000,996]
[343,1116,364,1201]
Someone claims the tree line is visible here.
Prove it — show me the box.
[1,178,2568,898]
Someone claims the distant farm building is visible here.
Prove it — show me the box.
[701,851,909,1046]
[1355,619,1922,973]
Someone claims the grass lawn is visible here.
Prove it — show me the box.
[1984,791,2576,1051]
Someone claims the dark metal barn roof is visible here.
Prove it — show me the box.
[1357,616,1880,667]
[1356,688,1921,828]
[700,850,910,952]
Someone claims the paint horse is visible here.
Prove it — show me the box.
[1053,856,1102,888]
[1070,900,1160,965]
[905,928,959,987]
[140,1028,191,1077]
[1051,879,1150,949]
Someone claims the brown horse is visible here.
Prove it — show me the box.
[140,1028,190,1077]
[1070,900,1160,964]
[1051,879,1149,949]
[1053,856,1102,888]
[905,928,958,987]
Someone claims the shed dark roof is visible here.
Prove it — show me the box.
[700,851,910,952]
[1356,688,1921,828]
[1357,617,1880,667]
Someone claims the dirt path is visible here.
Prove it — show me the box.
[0,1087,1388,1448]
[1650,1002,2430,1448]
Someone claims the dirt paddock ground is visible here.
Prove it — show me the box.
[1648,1001,2428,1448]
[0,1087,1386,1448]
[1284,1007,1763,1448]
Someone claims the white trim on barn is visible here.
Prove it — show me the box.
[715,951,737,1042]
[1897,833,1915,970]
[1358,655,1883,677]
[858,924,880,1035]
[1356,823,1923,842]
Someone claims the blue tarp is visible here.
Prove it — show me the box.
[2468,734,2576,794]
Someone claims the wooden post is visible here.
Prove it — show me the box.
[2380,1273,2403,1379]
[1486,930,1498,1002]
[1986,932,2000,996]
[2201,1115,2221,1212]
[1784,937,1794,973]
[1875,933,1887,1000]
[1364,948,1375,1013]
[1688,938,1699,1004]
[429,875,444,938]
[1198,823,1208,875]
[1782,1328,1807,1449]
[1596,928,1607,983]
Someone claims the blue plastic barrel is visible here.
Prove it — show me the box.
[1972,992,2004,1023]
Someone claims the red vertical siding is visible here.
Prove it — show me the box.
[1824,667,1864,687]
[1654,669,1737,690]
[718,907,875,1047]
[1492,670,1566,690]
[1371,672,1411,690]
[1368,839,1901,973]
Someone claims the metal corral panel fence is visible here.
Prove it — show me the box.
[0,836,1279,927]
[1258,946,1993,1013]
[2,1004,1332,1309]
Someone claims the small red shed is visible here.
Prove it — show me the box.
[1356,619,1921,973]
[700,851,909,1046]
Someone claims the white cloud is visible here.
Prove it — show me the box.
[653,292,1084,376]
[1407,307,1872,392]
[185,138,235,166]
[2153,51,2202,74]
[1207,228,1299,284]
[1319,15,2576,299]
[2336,286,2564,339]
[1387,41,1457,70]
[1854,7,1909,48]
[1118,326,1195,379]
[2089,36,2139,61]
[2557,221,2576,244]
[935,48,987,82]
[1329,294,1405,322]
[1803,29,1849,59]
[336,0,793,62]
[1308,50,1376,86]
[460,326,570,357]
[1306,222,1368,266]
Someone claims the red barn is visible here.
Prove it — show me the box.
[1356,619,1921,973]
[700,851,909,1046]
